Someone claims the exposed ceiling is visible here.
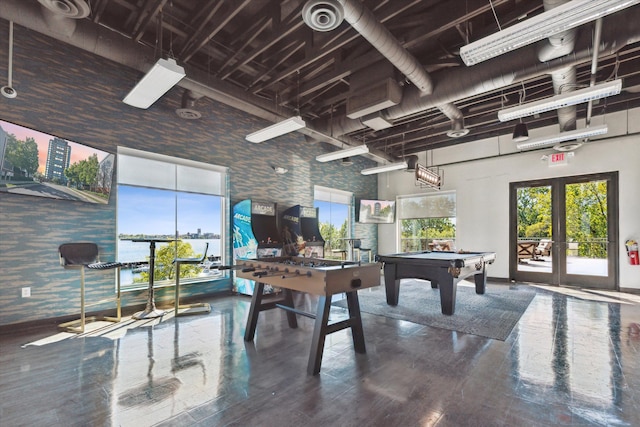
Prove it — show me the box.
[2,0,640,162]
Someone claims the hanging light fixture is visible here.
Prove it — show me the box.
[245,116,307,143]
[415,163,442,190]
[460,0,640,66]
[512,122,529,142]
[510,86,529,142]
[498,79,622,122]
[316,144,369,162]
[1,21,17,99]
[361,161,408,175]
[516,124,608,150]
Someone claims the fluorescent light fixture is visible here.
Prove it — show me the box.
[415,164,441,190]
[361,161,408,175]
[516,124,608,149]
[460,0,640,66]
[245,116,306,143]
[123,58,186,109]
[498,80,622,122]
[316,144,369,162]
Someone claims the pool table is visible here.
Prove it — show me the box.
[377,251,496,315]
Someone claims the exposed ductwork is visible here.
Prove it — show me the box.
[540,0,579,133]
[37,0,90,37]
[1,0,639,160]
[320,9,640,138]
[303,0,433,94]
[303,0,468,140]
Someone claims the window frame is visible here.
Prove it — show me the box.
[116,147,228,291]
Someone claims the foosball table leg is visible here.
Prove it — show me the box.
[282,289,298,329]
[307,295,332,376]
[345,291,366,354]
[244,282,265,341]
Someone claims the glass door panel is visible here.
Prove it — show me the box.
[515,184,553,276]
[564,180,609,277]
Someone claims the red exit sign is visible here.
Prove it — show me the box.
[549,152,568,166]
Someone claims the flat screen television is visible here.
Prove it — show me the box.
[358,199,396,224]
[0,119,114,204]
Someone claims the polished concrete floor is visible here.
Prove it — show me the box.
[1,282,640,427]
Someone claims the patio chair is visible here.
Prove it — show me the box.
[535,239,552,258]
[517,241,537,262]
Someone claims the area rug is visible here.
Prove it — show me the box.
[333,280,536,341]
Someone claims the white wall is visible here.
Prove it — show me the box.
[377,107,640,290]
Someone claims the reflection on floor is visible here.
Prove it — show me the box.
[1,283,639,426]
[517,256,609,276]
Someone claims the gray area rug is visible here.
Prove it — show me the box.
[334,280,536,341]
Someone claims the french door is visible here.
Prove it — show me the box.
[510,172,618,289]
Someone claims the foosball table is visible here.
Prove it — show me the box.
[235,256,381,375]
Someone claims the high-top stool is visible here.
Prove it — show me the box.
[173,243,211,316]
[353,239,372,263]
[58,242,122,333]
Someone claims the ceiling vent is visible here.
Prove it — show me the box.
[446,119,470,138]
[175,90,202,120]
[554,141,583,151]
[38,0,90,18]
[302,0,344,32]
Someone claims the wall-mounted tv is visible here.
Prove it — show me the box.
[0,119,114,204]
[358,199,396,224]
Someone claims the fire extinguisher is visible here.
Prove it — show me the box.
[626,239,639,265]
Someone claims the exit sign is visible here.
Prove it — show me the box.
[548,152,569,166]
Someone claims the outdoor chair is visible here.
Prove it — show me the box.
[535,239,553,258]
[517,241,537,262]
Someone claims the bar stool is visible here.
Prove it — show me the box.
[173,243,211,316]
[58,242,122,333]
[353,239,372,263]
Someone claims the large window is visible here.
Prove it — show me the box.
[117,147,227,289]
[398,192,456,252]
[314,186,352,258]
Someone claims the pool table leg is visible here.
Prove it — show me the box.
[474,267,487,294]
[383,263,400,305]
[436,269,457,315]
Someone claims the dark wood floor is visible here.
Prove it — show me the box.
[1,282,639,427]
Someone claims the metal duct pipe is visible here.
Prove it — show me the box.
[552,66,578,131]
[542,0,578,132]
[335,0,433,94]
[586,18,604,126]
[322,8,640,137]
